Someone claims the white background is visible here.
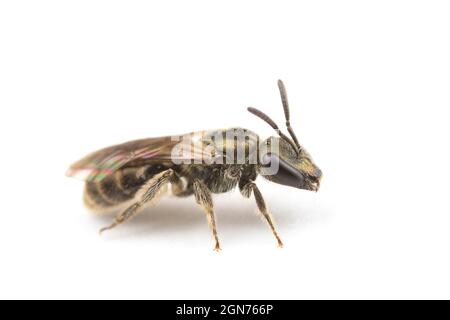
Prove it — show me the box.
[1,1,449,299]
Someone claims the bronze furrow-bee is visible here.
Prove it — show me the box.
[67,80,322,251]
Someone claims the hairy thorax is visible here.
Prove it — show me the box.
[175,164,257,194]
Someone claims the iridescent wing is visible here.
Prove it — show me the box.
[66,131,217,182]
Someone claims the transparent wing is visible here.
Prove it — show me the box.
[66,132,216,182]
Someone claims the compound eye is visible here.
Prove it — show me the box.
[261,153,306,189]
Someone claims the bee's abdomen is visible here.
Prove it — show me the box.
[83,164,168,210]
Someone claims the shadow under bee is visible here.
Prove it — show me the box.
[91,194,329,243]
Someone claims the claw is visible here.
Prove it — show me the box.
[277,239,284,248]
[98,222,117,236]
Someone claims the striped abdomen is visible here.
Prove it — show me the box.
[83,164,169,210]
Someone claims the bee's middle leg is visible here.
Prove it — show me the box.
[240,181,284,248]
[193,180,221,252]
[99,169,174,234]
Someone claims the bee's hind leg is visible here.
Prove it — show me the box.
[193,180,221,252]
[240,181,284,248]
[99,169,174,234]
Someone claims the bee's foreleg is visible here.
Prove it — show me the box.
[99,169,174,234]
[240,182,284,248]
[193,180,221,252]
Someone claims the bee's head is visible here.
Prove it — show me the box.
[248,80,322,192]
[259,137,322,191]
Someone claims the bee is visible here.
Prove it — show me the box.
[67,80,322,251]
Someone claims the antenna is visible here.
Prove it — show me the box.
[247,107,299,156]
[277,80,301,151]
